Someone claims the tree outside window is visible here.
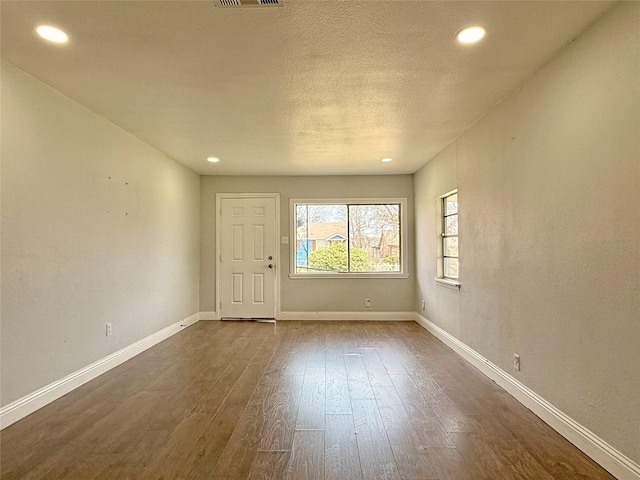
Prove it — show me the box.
[294,201,403,275]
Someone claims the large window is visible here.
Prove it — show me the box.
[442,192,459,279]
[292,199,406,277]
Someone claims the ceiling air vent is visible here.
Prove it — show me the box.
[215,0,283,7]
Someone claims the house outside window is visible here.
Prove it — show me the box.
[292,199,407,278]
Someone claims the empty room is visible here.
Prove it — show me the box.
[1,1,638,479]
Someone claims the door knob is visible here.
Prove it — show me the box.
[268,264,273,268]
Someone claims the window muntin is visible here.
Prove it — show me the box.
[294,201,403,275]
[442,192,459,279]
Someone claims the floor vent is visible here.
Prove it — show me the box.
[215,0,283,7]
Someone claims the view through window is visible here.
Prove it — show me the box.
[442,192,459,279]
[294,202,402,274]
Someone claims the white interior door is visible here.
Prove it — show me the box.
[219,196,277,319]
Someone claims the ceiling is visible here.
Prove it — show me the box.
[1,1,612,176]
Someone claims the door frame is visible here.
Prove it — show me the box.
[215,193,281,320]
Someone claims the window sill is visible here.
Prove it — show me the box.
[290,273,410,280]
[435,277,461,290]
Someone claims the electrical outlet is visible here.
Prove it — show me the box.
[364,299,371,307]
[513,353,520,371]
[106,323,112,336]
[421,299,426,310]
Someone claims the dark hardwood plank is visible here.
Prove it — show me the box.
[304,337,327,369]
[480,393,616,479]
[325,414,362,480]
[259,327,301,383]
[0,409,111,479]
[259,374,304,451]
[0,413,95,478]
[296,367,325,430]
[406,367,472,433]
[51,361,168,419]
[425,447,476,480]
[359,347,393,387]
[325,356,352,415]
[283,346,309,375]
[449,431,555,480]
[186,395,256,479]
[369,336,409,375]
[428,367,491,416]
[447,431,509,479]
[389,374,455,448]
[208,477,248,480]
[38,453,121,480]
[94,429,172,480]
[283,429,324,480]
[344,354,375,399]
[210,336,283,478]
[351,398,401,479]
[373,386,438,479]
[247,450,290,480]
[133,411,213,479]
[192,334,268,414]
[210,395,266,478]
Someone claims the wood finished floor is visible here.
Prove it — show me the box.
[1,321,614,480]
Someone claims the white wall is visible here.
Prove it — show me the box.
[0,62,201,407]
[200,175,414,314]
[414,2,639,464]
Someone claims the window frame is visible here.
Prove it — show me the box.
[289,198,409,279]
[436,189,461,288]
[441,191,459,280]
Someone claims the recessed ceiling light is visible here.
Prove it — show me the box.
[457,26,486,44]
[36,25,69,44]
[381,158,393,163]
[207,157,220,163]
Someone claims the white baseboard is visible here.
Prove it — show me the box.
[0,312,200,430]
[414,313,640,480]
[278,311,415,321]
[199,311,219,320]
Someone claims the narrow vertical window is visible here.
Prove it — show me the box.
[442,192,459,279]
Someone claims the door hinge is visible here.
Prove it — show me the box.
[219,300,222,310]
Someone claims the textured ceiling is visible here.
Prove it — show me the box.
[1,1,612,175]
